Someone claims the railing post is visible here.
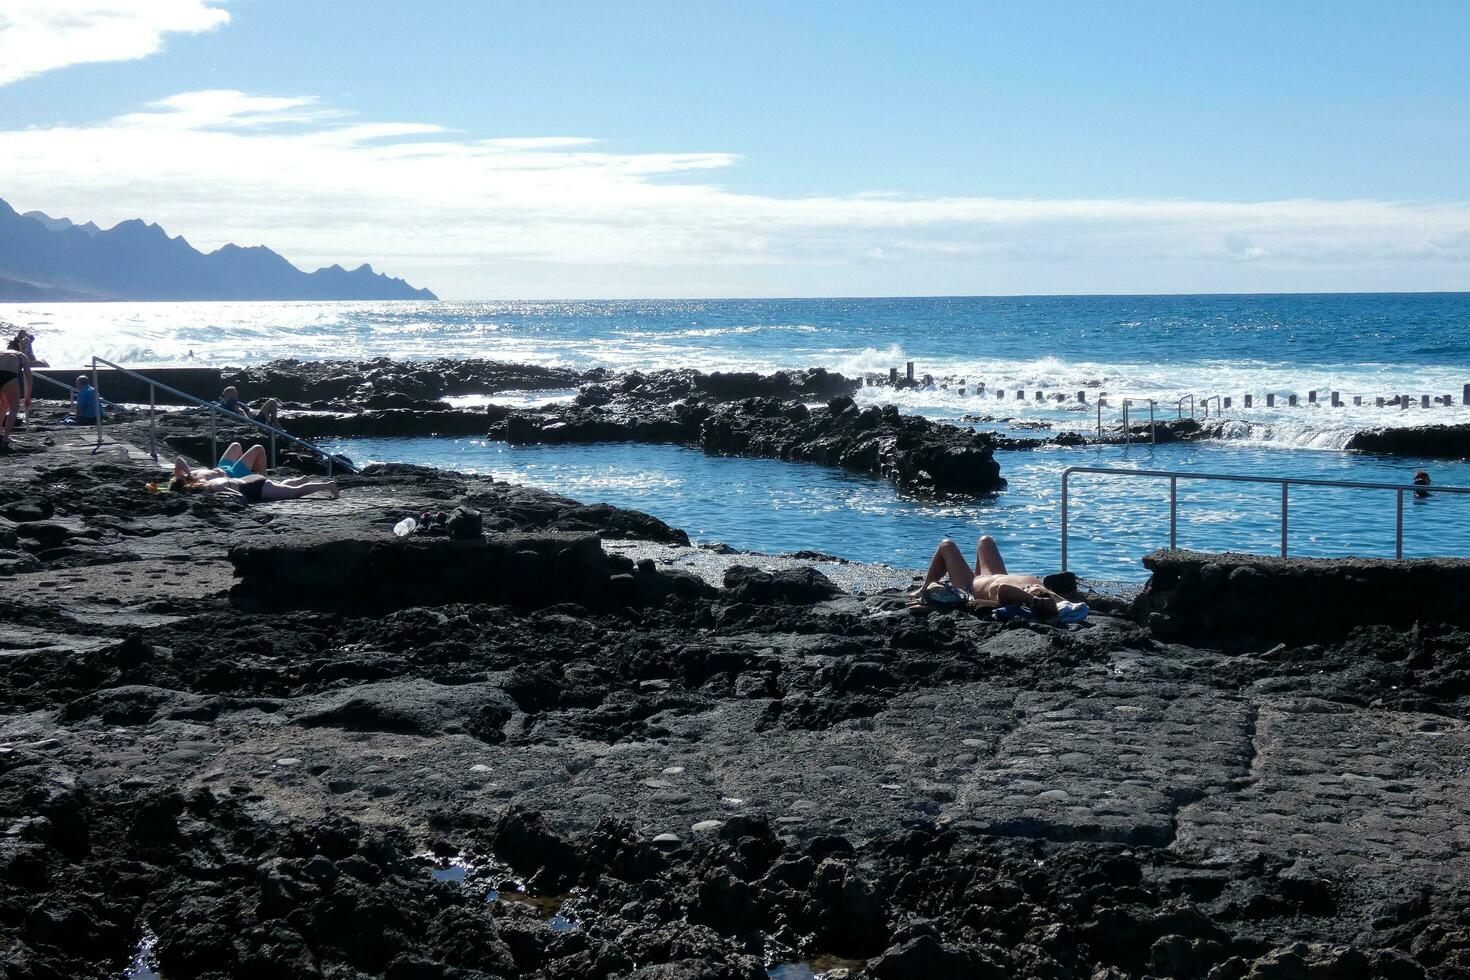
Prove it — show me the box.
[1149,401,1156,445]
[1096,401,1101,439]
[1169,476,1177,550]
[1280,483,1289,557]
[1060,469,1070,573]
[148,383,157,460]
[91,358,102,451]
[1123,402,1131,445]
[1396,489,1404,560]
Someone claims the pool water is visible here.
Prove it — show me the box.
[320,437,1470,581]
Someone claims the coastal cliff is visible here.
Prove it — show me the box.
[0,198,436,301]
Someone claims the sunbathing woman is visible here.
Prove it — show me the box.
[169,471,339,503]
[918,535,1065,617]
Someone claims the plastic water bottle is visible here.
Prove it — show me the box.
[393,517,417,537]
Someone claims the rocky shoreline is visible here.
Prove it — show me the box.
[2,395,1470,979]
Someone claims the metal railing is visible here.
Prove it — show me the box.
[88,356,354,474]
[1121,398,1156,445]
[27,371,120,410]
[1176,394,1195,420]
[1059,465,1470,573]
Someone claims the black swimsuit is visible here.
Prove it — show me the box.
[0,354,20,387]
[236,474,267,503]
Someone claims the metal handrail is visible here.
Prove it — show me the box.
[1059,465,1470,573]
[1176,394,1195,420]
[27,371,124,410]
[88,356,354,475]
[1121,398,1156,445]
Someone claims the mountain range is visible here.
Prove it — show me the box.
[0,198,436,301]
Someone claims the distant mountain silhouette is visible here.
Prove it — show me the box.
[0,198,437,301]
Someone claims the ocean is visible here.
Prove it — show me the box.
[8,294,1470,577]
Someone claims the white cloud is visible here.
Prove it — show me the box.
[2,89,1469,298]
[0,1,230,86]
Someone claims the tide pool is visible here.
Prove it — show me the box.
[318,436,1470,582]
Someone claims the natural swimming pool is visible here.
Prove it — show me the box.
[318,436,1470,582]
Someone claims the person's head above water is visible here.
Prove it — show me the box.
[1414,470,1431,485]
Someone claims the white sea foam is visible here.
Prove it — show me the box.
[8,299,1470,445]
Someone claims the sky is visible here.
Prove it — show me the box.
[1,0,1468,299]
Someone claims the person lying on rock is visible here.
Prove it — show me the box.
[917,535,1066,617]
[217,385,280,428]
[171,450,318,486]
[169,470,339,503]
[213,441,269,478]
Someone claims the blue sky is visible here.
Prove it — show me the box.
[2,1,1469,298]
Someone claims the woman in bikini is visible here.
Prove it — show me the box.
[169,470,339,503]
[917,534,1064,617]
[0,345,31,448]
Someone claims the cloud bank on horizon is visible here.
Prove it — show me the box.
[2,2,1467,298]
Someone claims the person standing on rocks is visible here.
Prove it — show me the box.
[0,343,32,448]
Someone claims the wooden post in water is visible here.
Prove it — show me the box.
[1331,391,1341,407]
[1076,390,1086,403]
[1308,390,1317,404]
[1376,396,1385,407]
[1354,396,1362,406]
[1464,383,1470,406]
[1266,394,1276,407]
[1288,394,1297,407]
[1244,394,1253,408]
[1422,394,1431,409]
[1223,396,1232,409]
[888,367,898,384]
[905,361,915,383]
[1034,390,1043,401]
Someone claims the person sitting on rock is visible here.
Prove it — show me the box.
[74,375,104,421]
[917,535,1065,617]
[218,385,280,428]
[169,469,338,503]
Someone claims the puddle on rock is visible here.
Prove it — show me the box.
[122,929,161,979]
[767,954,867,979]
[418,852,578,931]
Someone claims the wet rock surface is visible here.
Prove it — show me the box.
[1345,423,1470,459]
[490,390,1012,496]
[2,409,1469,979]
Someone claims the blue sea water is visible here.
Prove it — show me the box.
[319,436,1470,582]
[10,293,1470,575]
